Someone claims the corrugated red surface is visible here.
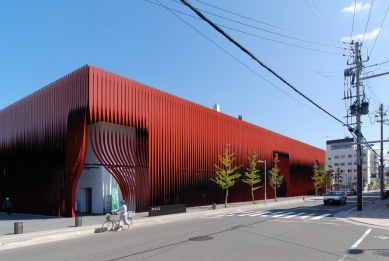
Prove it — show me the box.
[87,65,325,210]
[0,66,89,216]
[0,65,325,217]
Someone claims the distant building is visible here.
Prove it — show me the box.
[326,137,386,190]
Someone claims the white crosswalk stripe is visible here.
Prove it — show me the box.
[297,213,315,219]
[272,212,295,217]
[311,213,332,220]
[249,212,270,216]
[283,212,306,218]
[213,211,332,220]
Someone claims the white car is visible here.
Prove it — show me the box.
[323,191,347,205]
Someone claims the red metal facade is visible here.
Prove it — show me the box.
[0,66,89,216]
[0,65,325,217]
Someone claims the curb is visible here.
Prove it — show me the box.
[0,226,98,250]
[0,197,315,251]
[335,200,389,231]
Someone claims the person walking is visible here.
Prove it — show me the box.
[112,200,130,231]
[174,192,180,204]
[3,197,12,216]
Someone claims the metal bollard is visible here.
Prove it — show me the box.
[75,216,82,227]
[212,203,216,210]
[14,222,23,234]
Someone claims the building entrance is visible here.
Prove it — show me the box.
[81,188,92,213]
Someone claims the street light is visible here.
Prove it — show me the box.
[258,160,266,205]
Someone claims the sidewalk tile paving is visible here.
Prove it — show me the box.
[346,193,389,228]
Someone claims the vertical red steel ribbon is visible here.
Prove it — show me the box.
[89,123,143,213]
[0,64,325,217]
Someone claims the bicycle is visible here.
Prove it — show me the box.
[102,211,132,232]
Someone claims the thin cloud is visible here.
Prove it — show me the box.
[341,2,371,14]
[341,28,380,42]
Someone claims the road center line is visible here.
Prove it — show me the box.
[350,228,372,249]
[338,228,372,261]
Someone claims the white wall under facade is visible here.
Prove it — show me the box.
[76,123,132,214]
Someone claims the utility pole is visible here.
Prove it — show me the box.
[380,104,384,199]
[345,41,366,211]
[355,42,363,211]
[376,104,388,199]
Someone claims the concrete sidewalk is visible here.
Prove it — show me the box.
[344,192,389,229]
[0,196,312,250]
[1,193,388,250]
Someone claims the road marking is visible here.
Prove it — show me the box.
[257,212,271,216]
[248,212,268,216]
[374,236,389,240]
[338,228,372,261]
[350,228,372,249]
[271,212,295,217]
[283,213,306,218]
[298,213,315,219]
[270,211,286,214]
[270,220,338,225]
[213,211,333,220]
[311,213,332,220]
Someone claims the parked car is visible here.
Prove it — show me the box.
[349,188,357,195]
[323,191,347,205]
[341,189,353,196]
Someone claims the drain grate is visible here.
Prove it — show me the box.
[373,251,389,257]
[189,236,213,241]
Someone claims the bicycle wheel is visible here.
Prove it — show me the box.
[102,221,114,232]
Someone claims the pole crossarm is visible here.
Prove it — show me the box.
[342,139,389,145]
[360,71,389,81]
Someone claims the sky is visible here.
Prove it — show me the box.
[1,0,388,151]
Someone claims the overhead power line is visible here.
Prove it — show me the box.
[370,3,389,58]
[362,0,374,45]
[193,0,340,43]
[180,0,346,126]
[216,24,343,55]
[152,0,339,124]
[309,0,348,60]
[144,0,344,55]
[142,0,343,90]
[350,0,357,42]
[172,0,342,50]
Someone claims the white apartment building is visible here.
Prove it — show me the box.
[326,137,384,191]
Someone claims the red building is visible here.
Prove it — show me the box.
[0,65,325,217]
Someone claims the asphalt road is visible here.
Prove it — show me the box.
[1,194,388,261]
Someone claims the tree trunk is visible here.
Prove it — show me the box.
[274,187,277,201]
[251,185,255,203]
[315,187,318,196]
[225,188,228,208]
